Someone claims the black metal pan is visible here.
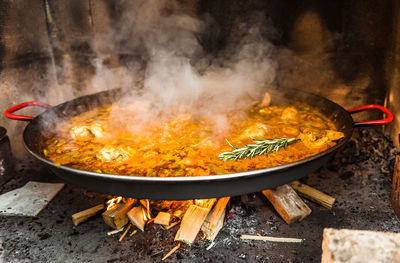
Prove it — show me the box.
[5,88,393,200]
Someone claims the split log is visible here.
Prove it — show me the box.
[72,204,105,226]
[154,212,171,226]
[102,198,135,229]
[289,180,335,209]
[262,184,311,224]
[127,206,146,231]
[201,197,230,241]
[195,198,217,210]
[321,228,400,263]
[175,205,211,245]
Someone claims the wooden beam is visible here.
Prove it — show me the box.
[127,206,146,231]
[72,204,105,226]
[102,198,135,229]
[262,184,311,224]
[322,228,400,263]
[289,181,335,209]
[201,197,230,241]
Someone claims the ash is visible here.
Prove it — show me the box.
[0,127,399,262]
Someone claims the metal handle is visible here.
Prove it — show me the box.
[347,104,394,126]
[5,101,52,121]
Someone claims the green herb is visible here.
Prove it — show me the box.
[219,137,298,161]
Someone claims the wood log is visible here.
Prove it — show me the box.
[72,204,105,226]
[194,198,217,210]
[321,228,400,263]
[174,204,211,245]
[154,212,171,226]
[102,198,135,229]
[262,184,311,224]
[201,197,230,241]
[289,180,335,209]
[127,206,146,231]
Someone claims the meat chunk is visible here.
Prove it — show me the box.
[326,130,345,141]
[299,133,329,149]
[89,123,106,138]
[237,123,269,140]
[281,107,298,121]
[298,129,344,149]
[69,126,93,141]
[260,92,271,107]
[70,123,108,141]
[96,145,130,162]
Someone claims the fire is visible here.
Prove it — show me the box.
[140,199,152,221]
[106,196,123,210]
[142,207,149,221]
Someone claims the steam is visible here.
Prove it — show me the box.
[84,0,279,133]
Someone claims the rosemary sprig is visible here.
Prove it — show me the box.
[219,137,298,161]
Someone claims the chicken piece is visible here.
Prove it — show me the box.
[69,126,93,141]
[298,132,329,149]
[282,126,300,137]
[260,92,271,107]
[89,123,106,138]
[96,145,130,162]
[281,107,298,120]
[237,123,269,140]
[326,130,345,141]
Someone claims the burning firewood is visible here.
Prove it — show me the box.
[201,197,230,241]
[195,198,217,210]
[102,198,135,229]
[164,221,179,230]
[72,204,105,226]
[289,180,335,209]
[119,224,131,242]
[162,243,181,261]
[262,184,311,224]
[130,229,137,237]
[175,199,216,245]
[154,212,171,226]
[107,228,124,236]
[127,206,146,231]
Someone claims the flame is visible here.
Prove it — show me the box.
[142,207,148,221]
[145,200,151,220]
[106,196,123,210]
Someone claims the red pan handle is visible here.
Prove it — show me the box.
[5,101,52,121]
[347,104,394,126]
